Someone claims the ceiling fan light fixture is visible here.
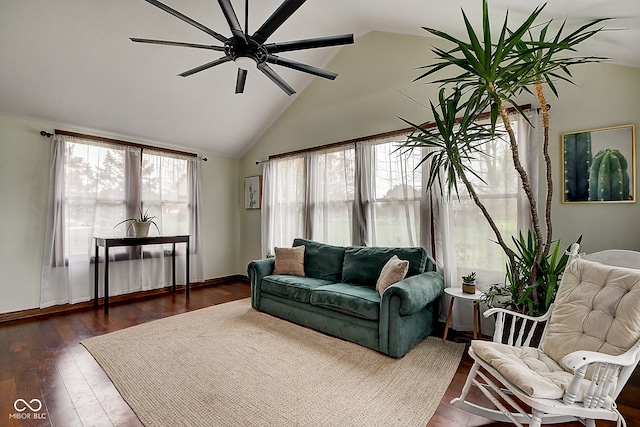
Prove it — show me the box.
[234,56,255,70]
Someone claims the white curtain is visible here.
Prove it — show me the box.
[307,147,354,246]
[436,110,541,331]
[370,138,424,247]
[261,148,355,255]
[261,155,306,257]
[40,134,203,308]
[352,137,425,247]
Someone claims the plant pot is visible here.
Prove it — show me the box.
[462,280,476,294]
[491,294,511,308]
[133,221,151,237]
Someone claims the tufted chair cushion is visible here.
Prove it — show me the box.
[542,258,640,370]
[471,340,592,399]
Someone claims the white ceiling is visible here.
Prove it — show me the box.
[1,0,638,158]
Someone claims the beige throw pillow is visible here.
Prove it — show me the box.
[376,255,409,295]
[272,246,305,276]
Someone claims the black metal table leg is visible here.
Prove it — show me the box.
[186,237,190,298]
[104,245,109,314]
[172,242,176,293]
[94,240,99,307]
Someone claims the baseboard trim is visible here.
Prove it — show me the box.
[0,275,250,324]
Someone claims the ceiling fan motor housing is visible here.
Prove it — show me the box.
[225,38,267,66]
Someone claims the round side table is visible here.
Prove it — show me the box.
[443,287,484,342]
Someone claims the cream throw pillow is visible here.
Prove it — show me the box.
[376,255,409,295]
[272,246,305,276]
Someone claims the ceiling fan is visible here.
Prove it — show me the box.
[131,0,354,95]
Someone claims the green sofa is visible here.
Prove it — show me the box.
[247,238,444,358]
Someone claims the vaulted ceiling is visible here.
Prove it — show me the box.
[1,0,638,158]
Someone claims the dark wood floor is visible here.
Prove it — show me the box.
[1,282,638,426]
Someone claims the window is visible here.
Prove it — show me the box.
[450,121,520,275]
[64,139,129,257]
[62,141,190,258]
[141,150,190,237]
[262,136,424,251]
[262,155,306,254]
[41,132,203,308]
[308,148,355,246]
[371,140,423,247]
[262,111,538,291]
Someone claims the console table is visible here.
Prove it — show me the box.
[94,235,190,314]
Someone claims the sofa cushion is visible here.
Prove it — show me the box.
[262,275,333,303]
[293,238,346,282]
[272,246,305,276]
[342,246,427,287]
[376,255,409,295]
[310,283,381,320]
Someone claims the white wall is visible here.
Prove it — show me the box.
[237,31,640,266]
[0,114,241,314]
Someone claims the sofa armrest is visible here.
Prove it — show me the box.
[247,258,275,309]
[383,271,444,316]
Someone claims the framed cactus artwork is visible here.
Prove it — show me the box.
[562,124,636,203]
[244,175,262,209]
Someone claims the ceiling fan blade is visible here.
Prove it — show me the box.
[267,55,337,80]
[252,0,307,45]
[218,0,247,43]
[130,38,225,51]
[179,56,232,77]
[143,0,227,43]
[257,63,296,95]
[265,34,354,53]
[235,68,248,94]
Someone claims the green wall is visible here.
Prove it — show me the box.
[0,115,50,314]
[237,31,640,268]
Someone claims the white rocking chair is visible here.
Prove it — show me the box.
[451,247,640,427]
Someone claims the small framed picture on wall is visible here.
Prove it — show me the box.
[244,175,262,209]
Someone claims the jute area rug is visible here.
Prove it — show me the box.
[82,298,464,427]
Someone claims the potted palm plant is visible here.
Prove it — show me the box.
[115,207,160,237]
[401,0,606,315]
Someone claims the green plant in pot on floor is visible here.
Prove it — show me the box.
[400,0,606,315]
[115,207,160,237]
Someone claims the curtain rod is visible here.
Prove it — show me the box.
[260,103,537,163]
[40,129,207,161]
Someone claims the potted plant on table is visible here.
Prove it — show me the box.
[400,0,606,315]
[115,208,160,238]
[461,272,477,294]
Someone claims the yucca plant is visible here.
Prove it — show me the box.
[402,0,607,314]
[401,87,517,262]
[504,232,581,316]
